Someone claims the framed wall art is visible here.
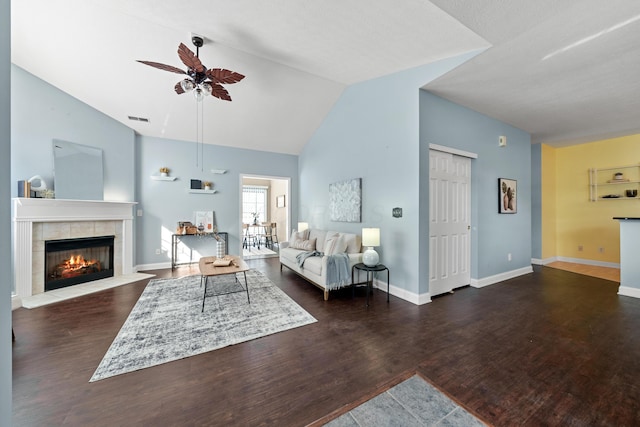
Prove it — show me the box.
[498,178,517,214]
[276,194,285,208]
[329,178,362,222]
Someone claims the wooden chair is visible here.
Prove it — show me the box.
[242,224,257,250]
[261,222,279,250]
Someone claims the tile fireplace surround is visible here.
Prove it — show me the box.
[12,198,136,300]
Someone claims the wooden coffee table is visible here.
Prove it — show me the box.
[199,255,250,312]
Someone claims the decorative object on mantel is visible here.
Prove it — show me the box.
[159,167,170,177]
[41,189,55,199]
[203,181,212,191]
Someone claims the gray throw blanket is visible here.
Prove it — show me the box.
[296,250,322,268]
[295,251,350,290]
[325,253,350,290]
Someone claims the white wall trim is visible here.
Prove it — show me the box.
[555,256,620,269]
[471,266,533,288]
[136,262,171,271]
[531,257,556,265]
[372,279,431,305]
[618,286,640,299]
[429,143,478,159]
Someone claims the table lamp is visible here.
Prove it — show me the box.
[362,228,380,267]
[297,222,309,232]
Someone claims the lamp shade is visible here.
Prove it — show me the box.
[297,222,309,232]
[362,228,380,247]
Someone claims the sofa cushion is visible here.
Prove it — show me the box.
[340,233,361,254]
[300,255,322,276]
[290,237,316,251]
[309,229,328,252]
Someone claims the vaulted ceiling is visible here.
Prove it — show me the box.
[11,0,640,154]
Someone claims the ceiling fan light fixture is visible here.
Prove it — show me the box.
[181,79,195,92]
[193,88,204,101]
[202,82,212,96]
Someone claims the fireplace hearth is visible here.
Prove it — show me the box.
[45,235,115,291]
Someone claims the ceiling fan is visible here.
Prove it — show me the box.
[137,36,245,102]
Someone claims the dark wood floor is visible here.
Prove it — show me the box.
[12,259,640,426]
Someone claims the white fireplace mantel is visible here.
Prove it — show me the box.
[12,198,137,298]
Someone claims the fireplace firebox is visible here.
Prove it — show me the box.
[44,235,115,291]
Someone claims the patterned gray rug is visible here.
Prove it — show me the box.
[90,270,316,382]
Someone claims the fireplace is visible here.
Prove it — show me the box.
[44,235,115,291]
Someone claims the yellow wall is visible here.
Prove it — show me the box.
[551,134,640,263]
[541,144,557,259]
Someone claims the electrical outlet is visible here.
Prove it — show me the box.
[155,249,161,255]
[578,245,583,251]
[507,253,512,261]
[599,247,605,253]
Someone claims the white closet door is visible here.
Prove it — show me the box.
[429,149,471,297]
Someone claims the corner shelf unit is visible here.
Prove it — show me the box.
[150,175,177,181]
[589,164,640,201]
[189,189,217,194]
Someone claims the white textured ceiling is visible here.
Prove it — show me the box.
[10,0,487,154]
[11,1,640,153]
[426,0,640,146]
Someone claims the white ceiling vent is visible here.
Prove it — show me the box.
[128,116,149,123]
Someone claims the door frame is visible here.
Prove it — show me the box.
[239,173,291,251]
[428,144,477,296]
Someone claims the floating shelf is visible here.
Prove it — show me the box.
[210,169,227,174]
[189,189,217,194]
[150,175,177,181]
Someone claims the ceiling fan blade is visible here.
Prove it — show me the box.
[207,69,245,84]
[210,83,232,101]
[137,60,186,75]
[174,82,186,94]
[177,43,205,73]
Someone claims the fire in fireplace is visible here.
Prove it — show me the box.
[45,235,115,291]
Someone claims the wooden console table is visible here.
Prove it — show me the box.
[171,232,228,270]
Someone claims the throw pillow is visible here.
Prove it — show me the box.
[290,229,309,243]
[325,234,349,255]
[290,237,316,251]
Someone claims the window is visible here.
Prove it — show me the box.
[242,186,268,224]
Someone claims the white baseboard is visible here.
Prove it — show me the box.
[532,257,557,265]
[372,279,431,305]
[136,262,171,271]
[471,266,533,288]
[618,286,640,299]
[555,256,620,269]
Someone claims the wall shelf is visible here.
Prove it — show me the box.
[150,175,177,181]
[189,189,217,194]
[589,164,640,201]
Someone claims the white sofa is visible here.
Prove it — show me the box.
[279,228,362,300]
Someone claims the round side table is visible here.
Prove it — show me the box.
[351,263,390,306]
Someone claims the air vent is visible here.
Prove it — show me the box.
[127,116,150,123]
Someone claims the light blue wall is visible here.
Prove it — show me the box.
[299,50,482,299]
[11,65,135,202]
[1,0,11,421]
[136,135,298,264]
[420,91,532,280]
[531,143,542,259]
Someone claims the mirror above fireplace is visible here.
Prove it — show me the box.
[53,139,104,200]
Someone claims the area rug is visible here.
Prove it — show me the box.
[90,270,316,382]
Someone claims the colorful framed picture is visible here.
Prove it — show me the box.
[499,178,517,214]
